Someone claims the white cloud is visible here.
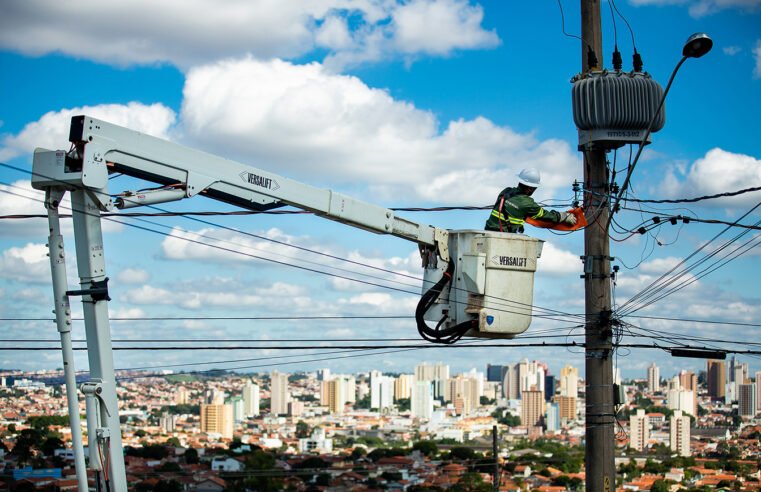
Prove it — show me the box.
[0,180,124,238]
[391,0,499,56]
[661,148,761,209]
[537,242,581,277]
[0,0,500,70]
[1,103,176,161]
[628,0,761,17]
[117,268,151,284]
[179,58,579,203]
[0,243,50,283]
[723,45,741,56]
[754,39,761,79]
[123,279,316,311]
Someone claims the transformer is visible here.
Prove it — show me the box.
[572,71,666,150]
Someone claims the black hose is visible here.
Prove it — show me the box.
[415,260,477,344]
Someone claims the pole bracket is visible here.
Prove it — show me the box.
[66,278,111,302]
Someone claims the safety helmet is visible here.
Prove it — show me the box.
[517,168,541,188]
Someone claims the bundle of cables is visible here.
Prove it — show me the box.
[415,260,477,344]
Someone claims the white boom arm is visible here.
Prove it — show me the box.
[32,115,449,259]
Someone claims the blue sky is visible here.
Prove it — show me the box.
[1,0,760,381]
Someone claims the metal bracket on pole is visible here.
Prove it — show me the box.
[66,278,111,302]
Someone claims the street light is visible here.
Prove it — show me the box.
[612,33,713,214]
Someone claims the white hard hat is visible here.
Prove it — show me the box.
[517,168,541,188]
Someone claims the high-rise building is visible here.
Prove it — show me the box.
[629,409,649,452]
[707,360,726,401]
[647,363,660,393]
[200,403,233,439]
[503,365,520,400]
[229,396,244,422]
[521,389,544,428]
[445,376,480,416]
[270,370,290,415]
[544,375,556,402]
[738,383,757,418]
[669,410,691,457]
[756,372,761,413]
[679,370,698,393]
[160,413,177,433]
[370,370,394,411]
[394,374,414,401]
[545,402,560,432]
[243,381,260,417]
[486,364,505,383]
[667,389,695,417]
[415,362,449,399]
[321,379,345,415]
[288,400,304,417]
[559,365,578,398]
[174,386,190,405]
[411,380,434,420]
[557,395,577,421]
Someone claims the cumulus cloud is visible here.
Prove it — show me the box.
[0,243,50,283]
[723,45,741,56]
[123,280,318,311]
[0,102,176,161]
[0,0,500,70]
[661,148,761,209]
[628,0,761,17]
[179,58,579,203]
[754,39,761,78]
[117,268,151,285]
[161,226,330,266]
[537,242,581,277]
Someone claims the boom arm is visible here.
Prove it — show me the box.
[32,115,449,259]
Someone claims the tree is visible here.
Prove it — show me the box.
[449,447,477,460]
[650,480,671,492]
[184,448,199,464]
[157,461,182,472]
[412,440,438,457]
[41,436,64,456]
[453,472,491,492]
[11,428,44,465]
[296,420,311,438]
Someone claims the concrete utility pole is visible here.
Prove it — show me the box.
[580,1,616,490]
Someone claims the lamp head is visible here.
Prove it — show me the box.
[683,33,713,58]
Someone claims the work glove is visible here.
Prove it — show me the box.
[560,211,577,226]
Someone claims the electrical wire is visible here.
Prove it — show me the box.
[0,172,587,326]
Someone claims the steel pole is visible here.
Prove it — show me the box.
[45,190,89,492]
[70,190,127,490]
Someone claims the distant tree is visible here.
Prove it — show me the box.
[157,461,182,472]
[650,480,671,492]
[350,447,367,460]
[295,420,311,438]
[134,429,147,438]
[412,440,438,457]
[11,428,44,465]
[184,448,199,464]
[396,398,411,411]
[354,394,371,409]
[480,396,495,405]
[449,447,477,460]
[41,436,64,456]
[165,437,181,447]
[452,472,491,492]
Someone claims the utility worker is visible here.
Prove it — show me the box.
[485,168,577,233]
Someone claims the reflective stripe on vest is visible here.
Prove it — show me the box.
[491,209,524,226]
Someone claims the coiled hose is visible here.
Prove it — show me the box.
[415,259,477,344]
